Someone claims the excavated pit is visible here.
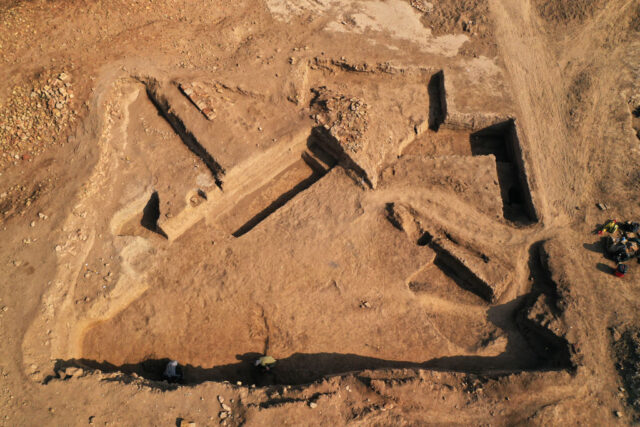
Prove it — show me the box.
[471,121,538,224]
[54,68,567,388]
[403,120,538,224]
[75,235,570,385]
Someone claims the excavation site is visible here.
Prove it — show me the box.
[2,0,640,425]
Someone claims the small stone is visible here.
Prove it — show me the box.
[63,366,84,377]
[1,306,8,312]
[30,221,36,227]
[221,403,231,412]
[236,381,242,386]
[615,411,622,418]
[217,395,224,404]
[58,73,69,81]
[55,245,62,252]
[38,212,48,220]
[596,203,607,210]
[219,412,228,419]
[309,402,317,409]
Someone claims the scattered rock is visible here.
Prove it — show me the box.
[219,412,228,419]
[309,402,318,409]
[217,395,224,404]
[221,403,231,412]
[597,203,607,210]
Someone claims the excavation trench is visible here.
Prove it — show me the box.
[471,120,538,224]
[403,119,538,224]
[223,148,336,238]
[145,82,225,188]
[68,76,558,390]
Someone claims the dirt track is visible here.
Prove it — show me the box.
[1,0,640,425]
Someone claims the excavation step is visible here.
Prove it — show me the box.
[157,127,336,241]
[219,149,334,238]
[429,236,513,303]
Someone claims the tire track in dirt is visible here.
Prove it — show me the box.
[554,0,639,208]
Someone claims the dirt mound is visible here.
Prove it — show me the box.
[534,0,606,24]
[415,0,496,56]
[613,327,640,421]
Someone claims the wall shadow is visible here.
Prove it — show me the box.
[514,241,574,370]
[48,242,574,387]
[53,348,547,389]
[141,191,168,239]
[427,71,445,131]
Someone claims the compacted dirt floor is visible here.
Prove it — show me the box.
[1,0,640,425]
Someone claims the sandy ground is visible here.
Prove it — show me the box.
[1,0,640,425]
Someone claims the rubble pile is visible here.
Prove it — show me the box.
[310,87,369,154]
[0,71,77,169]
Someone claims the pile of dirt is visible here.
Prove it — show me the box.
[612,327,640,421]
[311,87,369,154]
[0,71,77,170]
[534,0,606,24]
[415,0,496,56]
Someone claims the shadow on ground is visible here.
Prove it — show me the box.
[49,243,575,387]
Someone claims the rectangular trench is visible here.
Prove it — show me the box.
[471,120,538,224]
[218,142,336,238]
[144,80,225,188]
